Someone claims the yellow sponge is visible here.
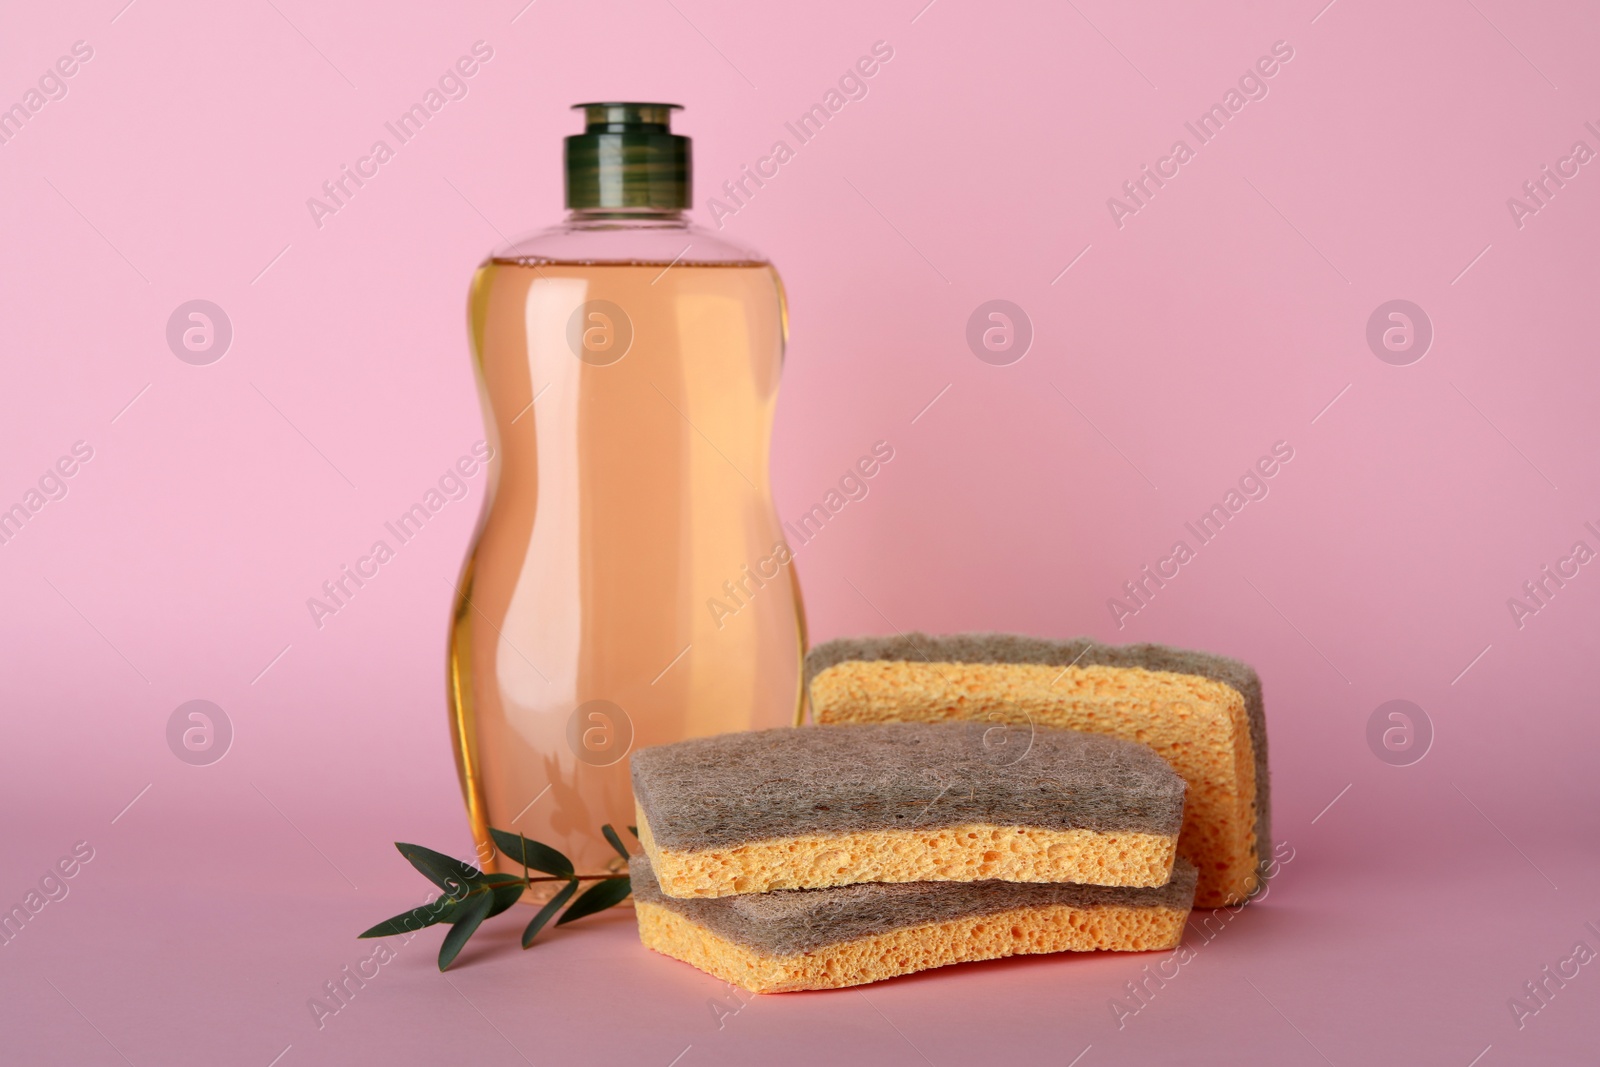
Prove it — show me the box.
[631,722,1186,898]
[631,854,1197,993]
[806,634,1270,908]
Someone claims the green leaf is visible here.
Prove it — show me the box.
[627,825,638,837]
[488,828,574,878]
[484,874,526,919]
[522,879,579,948]
[601,824,630,861]
[358,903,452,938]
[359,873,499,939]
[396,842,486,894]
[437,888,495,971]
[556,876,631,926]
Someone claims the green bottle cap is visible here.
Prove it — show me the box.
[565,102,691,211]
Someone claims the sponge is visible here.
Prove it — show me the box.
[631,853,1197,993]
[805,634,1270,908]
[630,721,1185,898]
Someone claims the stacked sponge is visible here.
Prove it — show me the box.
[630,718,1203,992]
[631,853,1199,994]
[804,634,1272,909]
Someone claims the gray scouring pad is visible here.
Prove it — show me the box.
[631,721,1185,898]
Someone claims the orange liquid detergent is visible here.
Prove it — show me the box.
[449,257,805,889]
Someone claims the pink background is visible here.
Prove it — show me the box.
[4,0,1598,1063]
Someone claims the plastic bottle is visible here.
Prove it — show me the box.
[448,103,805,887]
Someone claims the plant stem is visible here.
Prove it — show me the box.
[521,873,619,884]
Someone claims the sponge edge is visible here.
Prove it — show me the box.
[804,634,1271,909]
[630,722,1185,898]
[631,854,1198,994]
[636,805,1179,898]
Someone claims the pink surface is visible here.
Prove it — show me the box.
[3,0,1598,1064]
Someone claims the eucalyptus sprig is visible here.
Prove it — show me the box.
[359,824,635,970]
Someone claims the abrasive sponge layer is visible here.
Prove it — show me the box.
[631,854,1197,993]
[806,633,1270,909]
[631,722,1184,898]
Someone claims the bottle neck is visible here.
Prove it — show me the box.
[565,207,687,228]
